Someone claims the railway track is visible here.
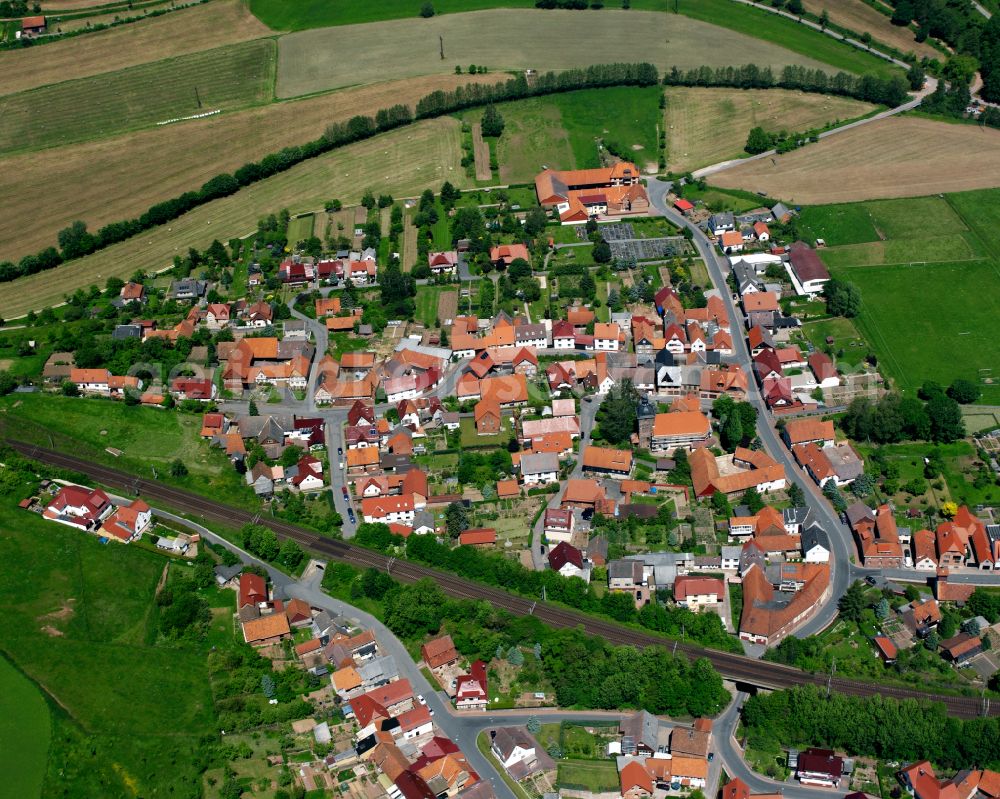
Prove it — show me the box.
[11,439,993,720]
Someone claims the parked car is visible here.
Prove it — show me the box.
[341,485,349,500]
[417,694,426,705]
[347,508,356,523]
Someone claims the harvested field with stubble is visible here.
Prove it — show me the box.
[0,118,467,318]
[664,87,877,172]
[800,0,939,59]
[0,39,276,155]
[0,0,271,96]
[275,9,831,98]
[713,116,1000,203]
[0,74,499,262]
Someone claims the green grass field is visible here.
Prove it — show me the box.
[415,285,451,327]
[0,655,50,799]
[287,212,315,244]
[798,317,869,367]
[0,394,252,506]
[818,233,980,268]
[557,759,620,792]
[839,259,1000,402]
[0,39,276,154]
[799,196,968,246]
[465,86,660,183]
[0,494,215,796]
[459,415,511,447]
[807,191,1000,403]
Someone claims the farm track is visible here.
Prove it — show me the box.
[471,122,492,182]
[10,439,996,720]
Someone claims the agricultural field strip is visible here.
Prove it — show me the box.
[663,86,878,173]
[712,116,1000,203]
[0,118,466,320]
[274,9,831,98]
[0,39,276,155]
[0,73,500,263]
[0,0,272,96]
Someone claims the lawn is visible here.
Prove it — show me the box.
[554,86,661,171]
[682,184,769,213]
[0,494,215,797]
[799,196,969,247]
[557,759,621,792]
[819,233,980,269]
[416,285,453,327]
[0,393,253,506]
[459,415,511,448]
[0,39,276,155]
[275,9,834,98]
[0,655,50,799]
[798,316,868,367]
[287,213,315,245]
[0,117,466,320]
[664,86,876,173]
[947,188,1000,257]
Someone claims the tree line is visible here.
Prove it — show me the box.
[742,685,1000,769]
[325,565,730,717]
[0,62,659,288]
[662,64,912,106]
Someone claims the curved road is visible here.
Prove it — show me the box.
[646,178,856,640]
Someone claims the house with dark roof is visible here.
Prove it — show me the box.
[547,542,587,580]
[787,242,830,296]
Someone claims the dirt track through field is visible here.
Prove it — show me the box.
[800,0,938,59]
[712,116,1000,203]
[275,8,830,98]
[471,122,492,182]
[401,211,419,271]
[0,73,499,262]
[0,0,271,96]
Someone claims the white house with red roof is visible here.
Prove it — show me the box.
[361,495,416,525]
[428,251,459,275]
[290,454,326,492]
[43,485,115,530]
[102,499,152,543]
[454,660,488,710]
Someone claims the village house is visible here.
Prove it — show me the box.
[649,410,712,453]
[102,499,152,543]
[690,447,787,498]
[673,576,725,610]
[454,661,488,710]
[535,163,649,224]
[787,242,831,296]
[581,446,633,479]
[43,485,114,530]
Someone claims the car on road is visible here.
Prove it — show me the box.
[347,508,356,524]
[865,575,878,586]
[341,486,349,500]
[417,694,426,704]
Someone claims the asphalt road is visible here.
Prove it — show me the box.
[645,178,854,640]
